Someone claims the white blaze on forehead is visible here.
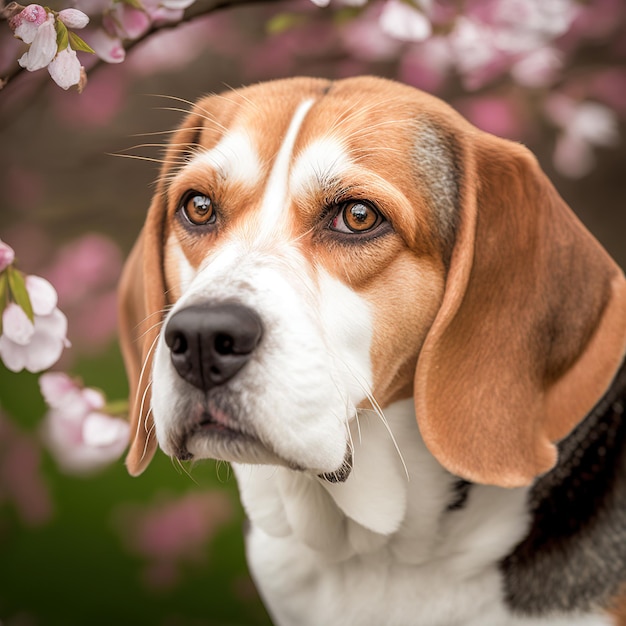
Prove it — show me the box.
[256,99,315,239]
[290,137,351,198]
[192,128,261,185]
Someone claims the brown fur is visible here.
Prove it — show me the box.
[119,76,626,499]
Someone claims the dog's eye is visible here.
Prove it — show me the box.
[330,201,382,234]
[180,192,215,226]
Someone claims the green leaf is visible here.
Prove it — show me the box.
[55,19,69,51]
[266,13,307,35]
[68,31,95,54]
[120,0,145,11]
[7,267,34,323]
[0,271,8,336]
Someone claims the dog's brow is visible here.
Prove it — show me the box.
[290,137,351,199]
[191,128,261,184]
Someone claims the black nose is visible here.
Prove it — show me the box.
[164,303,263,391]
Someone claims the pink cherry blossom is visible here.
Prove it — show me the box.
[17,12,57,72]
[87,29,126,63]
[511,47,562,88]
[380,0,432,42]
[0,308,69,372]
[0,275,69,373]
[48,46,82,90]
[0,240,15,272]
[57,8,90,29]
[9,4,47,44]
[546,95,620,177]
[341,9,401,62]
[40,371,104,415]
[114,491,233,588]
[40,372,130,474]
[105,3,151,40]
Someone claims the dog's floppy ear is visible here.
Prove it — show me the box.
[119,192,167,476]
[414,133,626,488]
[119,106,211,475]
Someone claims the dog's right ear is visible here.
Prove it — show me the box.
[118,187,169,475]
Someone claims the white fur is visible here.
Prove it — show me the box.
[256,99,314,241]
[236,400,611,626]
[290,136,350,198]
[192,128,261,185]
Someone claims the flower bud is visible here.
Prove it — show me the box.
[9,4,47,44]
[58,8,90,29]
[0,240,15,272]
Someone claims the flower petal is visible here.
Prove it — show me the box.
[25,275,58,316]
[380,0,432,42]
[48,46,82,90]
[0,240,15,272]
[10,4,48,44]
[88,29,126,63]
[39,371,78,408]
[18,14,57,71]
[159,0,195,10]
[58,8,90,29]
[82,388,106,411]
[83,412,130,447]
[21,308,69,373]
[2,302,34,346]
[0,335,28,372]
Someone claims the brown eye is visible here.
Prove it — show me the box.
[181,192,215,226]
[330,201,382,234]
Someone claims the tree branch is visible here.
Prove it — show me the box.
[0,0,287,91]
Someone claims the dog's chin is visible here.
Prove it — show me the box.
[172,409,353,483]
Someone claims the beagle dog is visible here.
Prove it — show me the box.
[118,76,626,626]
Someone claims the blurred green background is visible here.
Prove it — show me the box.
[1,1,625,625]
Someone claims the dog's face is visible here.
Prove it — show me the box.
[119,77,626,487]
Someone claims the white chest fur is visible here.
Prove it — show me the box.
[233,400,611,626]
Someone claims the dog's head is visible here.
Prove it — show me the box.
[119,76,626,488]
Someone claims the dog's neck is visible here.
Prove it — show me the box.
[234,398,530,569]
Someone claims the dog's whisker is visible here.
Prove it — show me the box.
[134,332,160,432]
[118,142,202,152]
[176,457,200,485]
[137,319,164,341]
[107,153,186,166]
[139,418,156,463]
[129,126,207,139]
[215,460,232,483]
[218,84,263,113]
[154,105,231,134]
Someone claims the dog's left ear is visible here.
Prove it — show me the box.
[414,132,626,488]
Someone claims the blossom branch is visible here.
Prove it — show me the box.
[1,0,287,91]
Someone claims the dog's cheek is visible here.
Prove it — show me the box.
[317,269,374,404]
[164,235,199,301]
[150,337,188,455]
[366,253,445,406]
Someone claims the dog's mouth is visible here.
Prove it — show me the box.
[172,401,352,482]
[196,409,242,437]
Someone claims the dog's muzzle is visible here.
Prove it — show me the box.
[164,303,263,391]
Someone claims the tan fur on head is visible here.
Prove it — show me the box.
[118,76,626,485]
[414,130,626,487]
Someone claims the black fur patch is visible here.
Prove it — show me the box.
[501,360,626,614]
[447,479,472,511]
